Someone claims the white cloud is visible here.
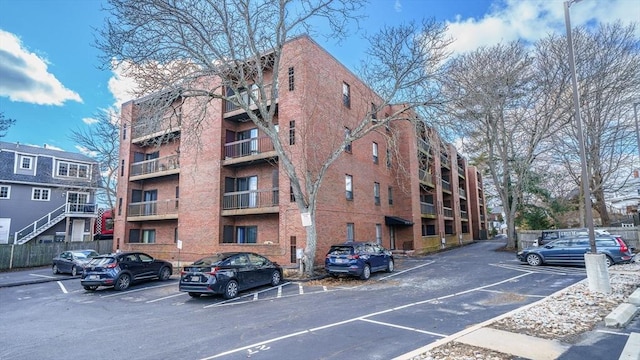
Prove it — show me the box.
[0,29,82,105]
[82,117,99,125]
[108,59,140,111]
[75,145,98,157]
[445,0,640,55]
[394,0,402,13]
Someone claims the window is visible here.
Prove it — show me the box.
[388,186,393,205]
[374,182,380,205]
[288,67,295,91]
[344,127,352,153]
[129,229,140,243]
[290,236,297,263]
[32,188,50,201]
[346,223,354,242]
[372,142,378,164]
[118,197,123,216]
[120,159,125,176]
[342,82,350,108]
[122,123,127,140]
[57,161,90,179]
[289,120,296,145]
[0,185,10,199]
[345,175,353,200]
[371,103,377,120]
[20,156,33,170]
[174,227,178,243]
[386,148,392,168]
[142,229,156,244]
[290,185,296,202]
[376,224,382,244]
[237,226,258,243]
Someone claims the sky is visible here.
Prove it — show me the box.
[0,0,638,156]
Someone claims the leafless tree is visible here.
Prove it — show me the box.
[441,41,570,249]
[0,112,16,138]
[98,0,450,273]
[545,22,640,226]
[69,111,120,210]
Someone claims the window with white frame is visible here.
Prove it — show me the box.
[20,155,34,169]
[345,174,353,200]
[372,142,378,164]
[142,229,156,243]
[374,182,380,205]
[376,224,382,244]
[342,82,350,108]
[32,188,50,201]
[57,161,90,179]
[346,223,355,242]
[0,185,10,199]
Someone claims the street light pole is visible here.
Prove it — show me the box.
[634,103,640,165]
[564,0,596,253]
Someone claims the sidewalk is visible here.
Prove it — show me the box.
[395,265,640,360]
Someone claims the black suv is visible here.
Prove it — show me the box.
[81,252,173,291]
[324,242,394,280]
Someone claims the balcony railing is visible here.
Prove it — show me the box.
[461,210,468,220]
[420,202,436,215]
[458,166,465,177]
[443,207,454,218]
[128,199,179,218]
[224,136,275,159]
[459,188,466,198]
[223,189,279,210]
[419,169,435,186]
[442,180,451,192]
[224,83,277,113]
[418,138,431,154]
[130,154,180,179]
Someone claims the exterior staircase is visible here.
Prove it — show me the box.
[14,204,67,245]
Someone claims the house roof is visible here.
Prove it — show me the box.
[0,141,95,163]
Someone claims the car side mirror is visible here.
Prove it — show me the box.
[545,245,553,249]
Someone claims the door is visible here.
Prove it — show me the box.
[389,227,396,250]
[143,190,157,215]
[0,218,10,244]
[71,219,85,242]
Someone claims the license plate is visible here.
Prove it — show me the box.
[190,276,200,282]
[88,275,99,280]
[334,258,347,264]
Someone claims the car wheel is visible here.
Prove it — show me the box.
[158,266,171,281]
[71,266,78,276]
[188,292,201,298]
[386,259,394,273]
[605,256,613,267]
[330,273,339,278]
[270,270,281,286]
[83,285,98,291]
[52,264,59,275]
[526,253,542,266]
[114,274,131,291]
[223,280,239,299]
[360,264,371,280]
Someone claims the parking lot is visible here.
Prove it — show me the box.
[0,241,588,360]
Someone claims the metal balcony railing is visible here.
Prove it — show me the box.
[420,202,436,215]
[443,207,454,218]
[224,137,274,159]
[222,189,279,210]
[418,138,431,153]
[14,203,97,244]
[128,199,179,217]
[224,83,277,113]
[419,169,435,186]
[459,188,466,198]
[461,210,468,220]
[130,154,180,177]
[442,180,451,192]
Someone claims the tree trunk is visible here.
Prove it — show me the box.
[593,188,610,226]
[301,215,318,276]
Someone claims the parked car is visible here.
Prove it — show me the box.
[537,228,610,246]
[179,252,282,299]
[517,235,633,267]
[80,252,173,291]
[52,249,99,276]
[325,242,394,280]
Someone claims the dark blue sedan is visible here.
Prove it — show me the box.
[517,236,633,267]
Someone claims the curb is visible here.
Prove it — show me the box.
[0,275,78,288]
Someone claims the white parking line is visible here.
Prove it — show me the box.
[203,282,292,309]
[360,318,447,337]
[146,292,187,303]
[199,272,534,360]
[298,283,304,295]
[378,261,435,280]
[57,281,68,294]
[99,282,176,298]
[29,274,56,279]
[478,289,546,298]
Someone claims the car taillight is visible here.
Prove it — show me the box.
[348,254,359,260]
[615,238,628,252]
[206,266,220,275]
[106,262,117,269]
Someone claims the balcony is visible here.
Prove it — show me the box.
[127,199,179,221]
[442,179,452,192]
[440,154,450,168]
[459,188,466,199]
[461,210,469,220]
[418,138,431,154]
[223,137,277,166]
[443,207,454,218]
[224,83,278,121]
[419,169,435,187]
[222,189,279,216]
[130,154,180,181]
[458,166,465,177]
[420,202,436,217]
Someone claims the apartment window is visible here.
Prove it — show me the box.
[57,161,90,179]
[388,186,393,205]
[0,185,10,199]
[122,123,127,140]
[372,142,379,164]
[344,127,352,153]
[288,67,295,91]
[290,236,297,264]
[32,188,50,201]
[174,228,178,243]
[346,223,354,242]
[118,197,123,216]
[345,175,353,200]
[120,159,125,176]
[142,229,156,244]
[376,224,382,244]
[290,185,296,202]
[386,148,392,168]
[20,156,33,170]
[129,229,140,243]
[342,82,350,108]
[371,103,377,120]
[374,182,380,205]
[222,225,258,244]
[289,120,296,145]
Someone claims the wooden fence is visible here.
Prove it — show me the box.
[0,240,113,270]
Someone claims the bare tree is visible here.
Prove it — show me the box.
[441,41,570,249]
[69,111,120,209]
[0,112,16,138]
[546,22,640,226]
[98,0,450,273]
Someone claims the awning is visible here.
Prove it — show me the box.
[385,216,414,226]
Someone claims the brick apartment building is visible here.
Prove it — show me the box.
[114,35,488,267]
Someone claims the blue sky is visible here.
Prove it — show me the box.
[0,0,638,155]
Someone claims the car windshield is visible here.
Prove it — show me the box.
[328,246,353,256]
[72,251,96,259]
[87,257,115,266]
[192,254,229,266]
